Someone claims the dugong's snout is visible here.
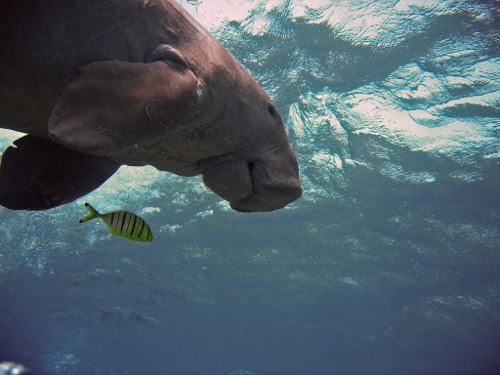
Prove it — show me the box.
[202,143,302,212]
[232,143,302,212]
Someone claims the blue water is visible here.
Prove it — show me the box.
[1,0,499,374]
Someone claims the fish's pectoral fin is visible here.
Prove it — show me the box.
[0,135,120,210]
[48,58,205,157]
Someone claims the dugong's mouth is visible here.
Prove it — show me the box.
[201,143,302,212]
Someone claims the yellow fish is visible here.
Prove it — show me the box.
[80,203,153,242]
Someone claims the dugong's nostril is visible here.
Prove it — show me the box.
[228,143,302,212]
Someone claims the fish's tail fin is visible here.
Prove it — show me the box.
[79,202,101,223]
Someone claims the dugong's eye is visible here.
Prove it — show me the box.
[268,105,277,117]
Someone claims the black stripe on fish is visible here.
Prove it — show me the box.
[119,212,127,234]
[138,218,145,238]
[131,217,139,237]
[122,212,130,235]
[126,213,134,235]
[135,218,144,238]
[103,213,113,227]
[110,212,116,230]
[140,220,148,239]
[110,213,117,228]
[119,213,125,234]
[114,212,122,232]
[128,215,137,236]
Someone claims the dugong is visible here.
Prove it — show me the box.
[0,0,301,212]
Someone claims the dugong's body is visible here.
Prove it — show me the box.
[0,0,301,212]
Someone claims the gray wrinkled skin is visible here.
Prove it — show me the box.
[0,0,301,212]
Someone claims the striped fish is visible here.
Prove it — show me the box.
[80,203,153,242]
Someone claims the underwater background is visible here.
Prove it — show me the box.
[1,0,499,374]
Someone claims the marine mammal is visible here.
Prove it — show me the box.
[0,0,301,212]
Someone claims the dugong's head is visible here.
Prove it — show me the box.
[48,12,301,212]
[198,63,302,212]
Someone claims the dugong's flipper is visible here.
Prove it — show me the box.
[0,135,120,210]
[48,55,205,158]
